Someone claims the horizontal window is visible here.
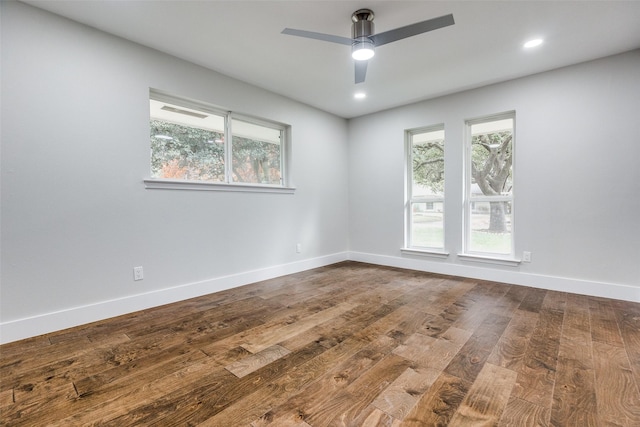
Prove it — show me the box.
[148,90,290,191]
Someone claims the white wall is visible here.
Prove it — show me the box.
[348,50,640,301]
[0,2,349,343]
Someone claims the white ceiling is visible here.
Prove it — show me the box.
[23,1,640,118]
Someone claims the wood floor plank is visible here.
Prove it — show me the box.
[197,295,357,359]
[9,351,219,425]
[518,288,547,313]
[444,314,511,383]
[122,340,327,426]
[283,301,400,351]
[498,396,550,426]
[391,333,436,363]
[225,344,291,378]
[541,290,566,312]
[550,349,597,426]
[549,289,598,426]
[352,406,396,427]
[562,293,592,345]
[448,362,517,425]
[593,341,640,426]
[487,309,538,371]
[2,381,77,424]
[490,285,529,317]
[589,297,625,347]
[399,372,471,426]
[240,302,358,353]
[371,366,440,420]
[310,354,411,427]
[611,299,640,392]
[0,336,51,361]
[1,262,639,426]
[0,388,14,409]
[449,283,504,332]
[511,308,563,408]
[0,333,130,388]
[212,340,374,426]
[399,327,472,372]
[74,348,209,399]
[216,335,398,427]
[249,335,400,427]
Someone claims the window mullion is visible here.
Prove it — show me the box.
[225,112,233,184]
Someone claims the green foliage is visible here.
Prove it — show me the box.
[150,120,225,181]
[232,136,281,184]
[412,140,445,194]
[150,120,281,184]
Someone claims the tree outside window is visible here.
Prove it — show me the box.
[149,95,285,186]
[466,114,514,255]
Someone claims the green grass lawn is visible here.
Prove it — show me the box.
[412,213,511,254]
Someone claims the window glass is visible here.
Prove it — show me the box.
[150,99,226,182]
[407,126,445,249]
[469,201,512,254]
[149,92,288,188]
[231,118,282,185]
[466,114,514,255]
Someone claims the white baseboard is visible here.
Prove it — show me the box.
[0,252,349,344]
[348,251,640,303]
[3,250,638,344]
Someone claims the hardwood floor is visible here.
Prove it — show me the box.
[1,261,639,426]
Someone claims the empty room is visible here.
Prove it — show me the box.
[1,1,639,425]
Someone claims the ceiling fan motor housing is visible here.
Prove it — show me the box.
[351,9,375,39]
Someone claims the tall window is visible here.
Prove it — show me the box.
[406,125,445,250]
[465,112,515,256]
[150,91,287,187]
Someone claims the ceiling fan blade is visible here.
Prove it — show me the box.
[355,60,368,84]
[370,14,454,47]
[281,28,353,45]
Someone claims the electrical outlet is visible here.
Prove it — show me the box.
[133,266,144,281]
[522,251,532,263]
[296,243,302,253]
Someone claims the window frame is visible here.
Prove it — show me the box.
[404,124,448,254]
[145,89,294,193]
[462,111,516,260]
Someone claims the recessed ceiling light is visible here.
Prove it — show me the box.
[524,38,543,49]
[354,92,366,99]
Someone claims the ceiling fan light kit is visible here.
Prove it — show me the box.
[282,8,455,84]
[352,38,375,61]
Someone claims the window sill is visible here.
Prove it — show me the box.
[144,178,296,194]
[401,248,450,258]
[457,253,521,266]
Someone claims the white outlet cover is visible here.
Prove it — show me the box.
[133,266,144,280]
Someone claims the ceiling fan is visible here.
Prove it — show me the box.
[282,9,455,84]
